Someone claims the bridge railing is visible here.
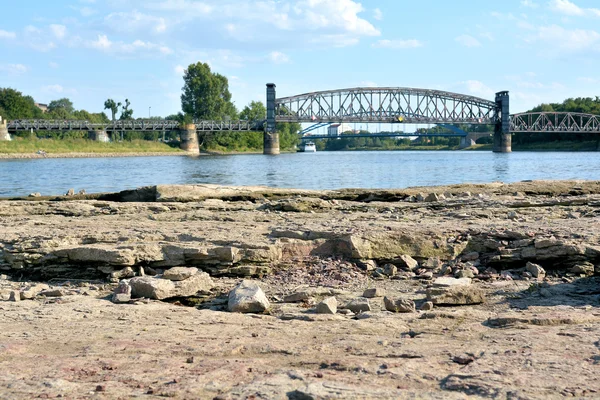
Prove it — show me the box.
[510,112,600,133]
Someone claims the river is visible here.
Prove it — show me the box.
[0,151,598,197]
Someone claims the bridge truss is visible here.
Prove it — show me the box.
[275,87,500,124]
[6,120,264,132]
[510,112,600,133]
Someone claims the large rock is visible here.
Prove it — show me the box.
[228,280,270,313]
[363,288,385,298]
[129,272,214,300]
[344,297,371,313]
[383,297,416,313]
[20,284,50,300]
[396,254,418,271]
[526,262,546,279]
[433,277,472,287]
[316,297,337,314]
[163,267,198,281]
[427,286,486,305]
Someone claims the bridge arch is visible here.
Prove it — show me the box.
[274,87,500,125]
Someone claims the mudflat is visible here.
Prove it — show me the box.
[1,180,599,399]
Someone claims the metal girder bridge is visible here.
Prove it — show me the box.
[275,87,499,124]
[6,119,265,132]
[301,132,466,140]
[510,112,600,133]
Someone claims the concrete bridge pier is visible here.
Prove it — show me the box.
[493,91,511,153]
[179,124,199,153]
[87,129,109,142]
[0,117,11,141]
[459,137,475,149]
[264,83,280,155]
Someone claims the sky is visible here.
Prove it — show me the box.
[1,0,600,119]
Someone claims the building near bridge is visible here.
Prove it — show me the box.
[35,103,48,113]
[327,123,352,136]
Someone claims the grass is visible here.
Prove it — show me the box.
[0,138,183,154]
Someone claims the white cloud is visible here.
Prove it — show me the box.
[372,39,423,49]
[80,7,97,17]
[89,34,112,50]
[174,65,185,75]
[105,10,168,34]
[549,0,600,17]
[455,34,481,47]
[521,0,539,8]
[578,77,598,83]
[462,80,494,98]
[269,51,290,64]
[87,34,172,55]
[0,64,29,75]
[49,24,67,39]
[373,8,383,21]
[0,29,16,39]
[42,84,64,94]
[532,24,600,51]
[49,61,59,68]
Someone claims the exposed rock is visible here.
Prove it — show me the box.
[382,263,397,277]
[425,193,442,202]
[396,254,418,271]
[422,257,442,270]
[77,189,86,195]
[462,252,479,261]
[356,260,377,271]
[20,284,50,300]
[316,297,337,314]
[9,290,20,302]
[228,280,270,313]
[420,301,434,311]
[129,273,214,300]
[40,288,68,297]
[163,267,198,281]
[383,297,416,313]
[65,188,75,196]
[28,193,41,198]
[344,297,371,313]
[111,267,135,280]
[112,293,131,303]
[569,262,594,276]
[363,288,385,298]
[526,262,546,279]
[433,277,472,287]
[427,286,486,305]
[455,269,475,279]
[283,291,311,303]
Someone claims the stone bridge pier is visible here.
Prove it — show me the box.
[179,123,199,154]
[264,83,280,155]
[0,117,11,141]
[459,132,493,149]
[493,91,511,153]
[87,129,109,142]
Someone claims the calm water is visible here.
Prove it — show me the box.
[0,151,599,197]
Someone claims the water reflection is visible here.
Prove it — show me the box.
[0,151,599,197]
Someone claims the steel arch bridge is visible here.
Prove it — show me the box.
[274,87,500,124]
[510,112,600,133]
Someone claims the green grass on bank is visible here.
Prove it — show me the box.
[466,140,599,151]
[0,138,183,154]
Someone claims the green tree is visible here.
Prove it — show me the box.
[181,62,237,121]
[120,98,133,120]
[104,99,121,122]
[47,98,74,119]
[240,101,266,121]
[0,88,41,119]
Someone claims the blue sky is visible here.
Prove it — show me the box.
[1,0,599,118]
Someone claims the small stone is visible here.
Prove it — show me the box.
[345,297,371,313]
[111,267,135,280]
[383,297,416,313]
[462,252,479,261]
[424,193,440,202]
[507,211,518,220]
[500,271,514,281]
[420,301,434,311]
[422,257,442,270]
[433,277,471,287]
[186,357,194,364]
[396,254,418,271]
[283,291,311,303]
[163,267,198,281]
[455,269,475,279]
[417,271,434,280]
[95,385,106,392]
[20,284,50,300]
[39,289,67,297]
[9,290,20,302]
[28,192,41,198]
[111,293,131,304]
[78,189,86,195]
[526,262,546,279]
[357,260,377,271]
[427,286,486,305]
[570,263,594,276]
[383,263,397,277]
[316,297,337,314]
[363,288,385,298]
[228,280,270,313]
[65,188,75,196]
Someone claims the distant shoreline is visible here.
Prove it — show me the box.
[0,151,191,159]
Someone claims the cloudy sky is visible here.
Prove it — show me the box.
[1,0,599,118]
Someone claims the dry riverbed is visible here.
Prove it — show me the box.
[1,180,599,399]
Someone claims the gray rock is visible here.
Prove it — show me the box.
[357,260,377,271]
[316,297,337,314]
[228,280,270,313]
[345,297,371,313]
[462,252,479,261]
[129,272,214,300]
[383,263,397,277]
[20,284,50,300]
[422,257,442,270]
[28,192,41,198]
[424,193,443,202]
[433,277,472,287]
[283,291,311,303]
[77,189,86,195]
[40,289,68,297]
[363,288,385,298]
[383,297,416,313]
[163,267,198,281]
[396,254,419,271]
[420,301,434,311]
[65,188,75,196]
[111,293,131,303]
[427,286,486,305]
[9,290,20,302]
[113,281,131,295]
[570,263,594,276]
[526,262,546,279]
[111,267,135,280]
[507,211,518,220]
[455,269,475,279]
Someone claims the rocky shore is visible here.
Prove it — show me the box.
[1,181,599,399]
[0,151,186,159]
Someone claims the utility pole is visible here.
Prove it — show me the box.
[149,106,151,119]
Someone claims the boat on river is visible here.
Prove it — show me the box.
[298,142,316,152]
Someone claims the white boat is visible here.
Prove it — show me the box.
[299,142,316,152]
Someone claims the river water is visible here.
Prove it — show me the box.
[0,151,598,197]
